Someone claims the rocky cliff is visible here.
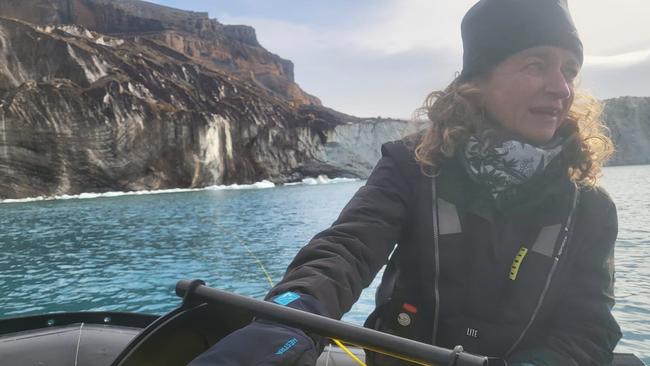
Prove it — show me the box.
[603,97,650,166]
[0,17,407,199]
[0,0,319,105]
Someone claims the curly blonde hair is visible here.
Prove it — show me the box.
[412,78,614,187]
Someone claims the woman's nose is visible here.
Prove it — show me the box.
[545,69,572,100]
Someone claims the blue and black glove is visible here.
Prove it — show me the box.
[187,292,326,366]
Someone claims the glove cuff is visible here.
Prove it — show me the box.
[265,291,328,352]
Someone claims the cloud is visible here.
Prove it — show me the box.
[582,52,650,99]
[585,49,650,68]
[570,0,650,55]
[301,47,460,118]
[210,0,650,117]
[351,0,474,55]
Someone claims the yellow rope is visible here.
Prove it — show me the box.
[338,341,437,366]
[332,339,367,366]
[214,221,274,288]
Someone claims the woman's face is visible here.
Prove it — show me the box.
[477,46,580,145]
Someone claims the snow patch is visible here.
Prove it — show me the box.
[95,36,124,47]
[203,116,223,166]
[36,25,54,34]
[181,65,190,81]
[222,118,234,160]
[0,109,7,160]
[198,114,236,183]
[127,82,154,102]
[0,24,28,86]
[66,44,108,83]
[41,25,124,47]
[59,25,94,39]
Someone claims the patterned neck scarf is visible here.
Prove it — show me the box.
[457,125,571,199]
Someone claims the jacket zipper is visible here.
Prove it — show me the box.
[505,186,579,356]
[431,177,440,345]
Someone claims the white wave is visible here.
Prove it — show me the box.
[205,180,275,190]
[284,175,359,186]
[0,180,277,204]
[0,177,362,204]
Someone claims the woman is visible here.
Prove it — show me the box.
[189,0,622,365]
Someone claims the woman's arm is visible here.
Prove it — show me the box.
[266,141,416,319]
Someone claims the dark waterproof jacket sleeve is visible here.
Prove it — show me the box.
[510,191,622,365]
[266,142,414,319]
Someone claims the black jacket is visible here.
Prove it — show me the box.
[269,140,622,365]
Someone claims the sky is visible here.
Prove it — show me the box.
[149,0,650,119]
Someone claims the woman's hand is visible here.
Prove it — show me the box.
[187,319,319,366]
[188,291,326,366]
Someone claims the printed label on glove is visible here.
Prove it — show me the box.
[272,291,301,306]
[275,337,298,355]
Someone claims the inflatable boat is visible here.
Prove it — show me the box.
[0,280,645,366]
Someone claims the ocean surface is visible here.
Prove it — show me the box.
[1,167,648,362]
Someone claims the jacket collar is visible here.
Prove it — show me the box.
[436,156,575,224]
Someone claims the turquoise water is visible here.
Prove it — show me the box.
[1,166,648,362]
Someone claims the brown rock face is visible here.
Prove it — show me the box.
[0,18,326,198]
[0,0,320,106]
[0,17,410,199]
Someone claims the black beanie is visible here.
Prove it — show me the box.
[459,0,583,81]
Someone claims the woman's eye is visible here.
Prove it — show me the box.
[523,61,544,73]
[563,68,579,81]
